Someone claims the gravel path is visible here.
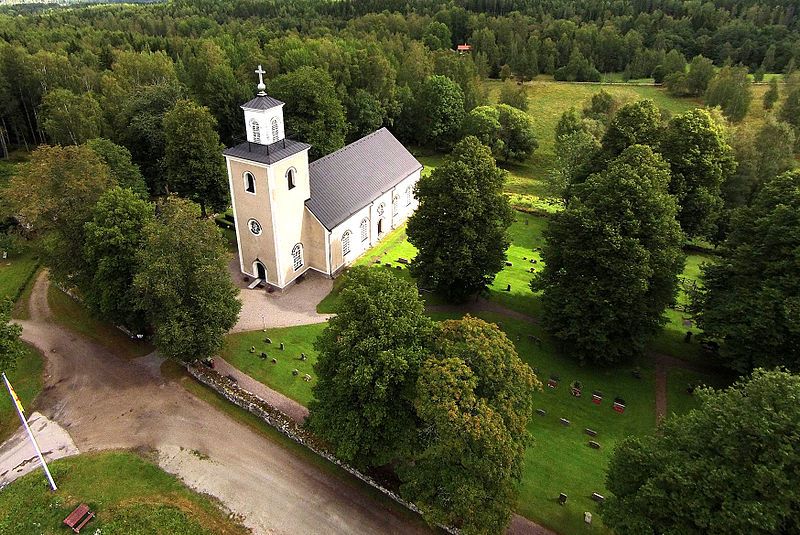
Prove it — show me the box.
[229,255,333,332]
[12,272,430,535]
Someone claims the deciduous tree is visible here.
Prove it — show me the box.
[604,369,800,534]
[533,145,684,363]
[83,187,154,332]
[408,137,513,302]
[0,300,25,372]
[40,89,104,146]
[307,266,434,467]
[134,197,240,362]
[268,66,347,159]
[163,99,228,217]
[695,170,800,372]
[659,108,736,238]
[85,138,148,198]
[705,66,753,123]
[400,316,538,535]
[413,74,465,149]
[5,145,115,283]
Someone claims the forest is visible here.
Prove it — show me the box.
[1,0,799,164]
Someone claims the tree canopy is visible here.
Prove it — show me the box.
[408,136,513,302]
[307,266,434,467]
[695,170,800,372]
[534,145,685,363]
[604,369,800,535]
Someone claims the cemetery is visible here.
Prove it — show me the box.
[218,202,730,533]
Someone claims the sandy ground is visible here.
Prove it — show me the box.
[9,272,430,535]
[229,255,333,332]
[0,411,79,489]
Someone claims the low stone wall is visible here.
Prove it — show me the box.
[186,363,457,534]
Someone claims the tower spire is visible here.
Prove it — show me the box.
[255,65,267,96]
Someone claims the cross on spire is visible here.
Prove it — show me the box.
[255,65,266,95]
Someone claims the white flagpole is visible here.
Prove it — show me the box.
[2,371,57,491]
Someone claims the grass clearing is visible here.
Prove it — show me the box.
[0,450,249,535]
[221,323,327,406]
[47,285,153,360]
[0,343,43,443]
[0,252,39,303]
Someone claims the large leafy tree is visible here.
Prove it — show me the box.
[705,66,752,123]
[307,266,434,468]
[400,316,538,535]
[0,300,25,372]
[533,145,684,363]
[85,138,148,198]
[495,103,538,162]
[163,99,228,217]
[40,89,105,146]
[134,197,240,362]
[695,170,800,372]
[83,187,154,332]
[601,99,662,158]
[5,145,115,284]
[779,86,800,149]
[659,108,736,239]
[267,66,347,159]
[413,74,465,150]
[114,82,184,193]
[460,104,537,162]
[407,136,513,302]
[604,369,800,534]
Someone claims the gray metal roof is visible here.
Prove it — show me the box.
[241,94,284,110]
[306,128,422,230]
[223,138,310,165]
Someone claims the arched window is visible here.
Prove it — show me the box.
[244,171,256,194]
[392,195,399,216]
[271,118,279,142]
[291,243,303,271]
[405,186,412,206]
[342,231,352,256]
[360,218,368,242]
[250,119,261,144]
[287,168,296,190]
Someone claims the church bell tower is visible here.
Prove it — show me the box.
[223,66,312,289]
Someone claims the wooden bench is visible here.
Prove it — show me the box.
[63,503,94,533]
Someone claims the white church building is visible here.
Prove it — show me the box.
[223,67,423,290]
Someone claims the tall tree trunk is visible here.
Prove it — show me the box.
[19,88,37,145]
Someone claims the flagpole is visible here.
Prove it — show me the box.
[2,371,57,491]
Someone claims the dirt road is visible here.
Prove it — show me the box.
[15,272,429,535]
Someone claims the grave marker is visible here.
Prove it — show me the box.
[536,408,547,416]
[584,428,597,437]
[559,418,570,426]
[591,492,605,503]
[558,493,568,505]
[588,440,601,449]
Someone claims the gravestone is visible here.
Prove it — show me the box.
[588,440,601,449]
[398,257,410,265]
[264,337,272,344]
[684,331,693,343]
[591,391,603,405]
[271,358,277,364]
[292,369,299,376]
[558,493,567,505]
[584,428,597,437]
[584,512,592,525]
[299,353,307,361]
[249,346,256,353]
[280,342,285,351]
[536,408,547,416]
[260,352,268,360]
[505,261,513,267]
[591,492,605,503]
[303,374,312,382]
[560,418,570,426]
[505,284,511,291]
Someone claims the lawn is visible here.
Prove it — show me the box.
[0,451,249,535]
[0,252,39,303]
[221,322,327,406]
[0,343,43,443]
[47,285,153,360]
[223,305,718,534]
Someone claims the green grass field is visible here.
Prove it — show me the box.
[221,323,326,406]
[0,343,43,443]
[0,451,249,535]
[47,285,153,360]
[0,253,38,303]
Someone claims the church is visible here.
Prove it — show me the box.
[223,67,423,290]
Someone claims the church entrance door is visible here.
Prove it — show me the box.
[377,218,384,236]
[255,261,267,281]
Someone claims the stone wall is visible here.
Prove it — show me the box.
[186,363,457,534]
